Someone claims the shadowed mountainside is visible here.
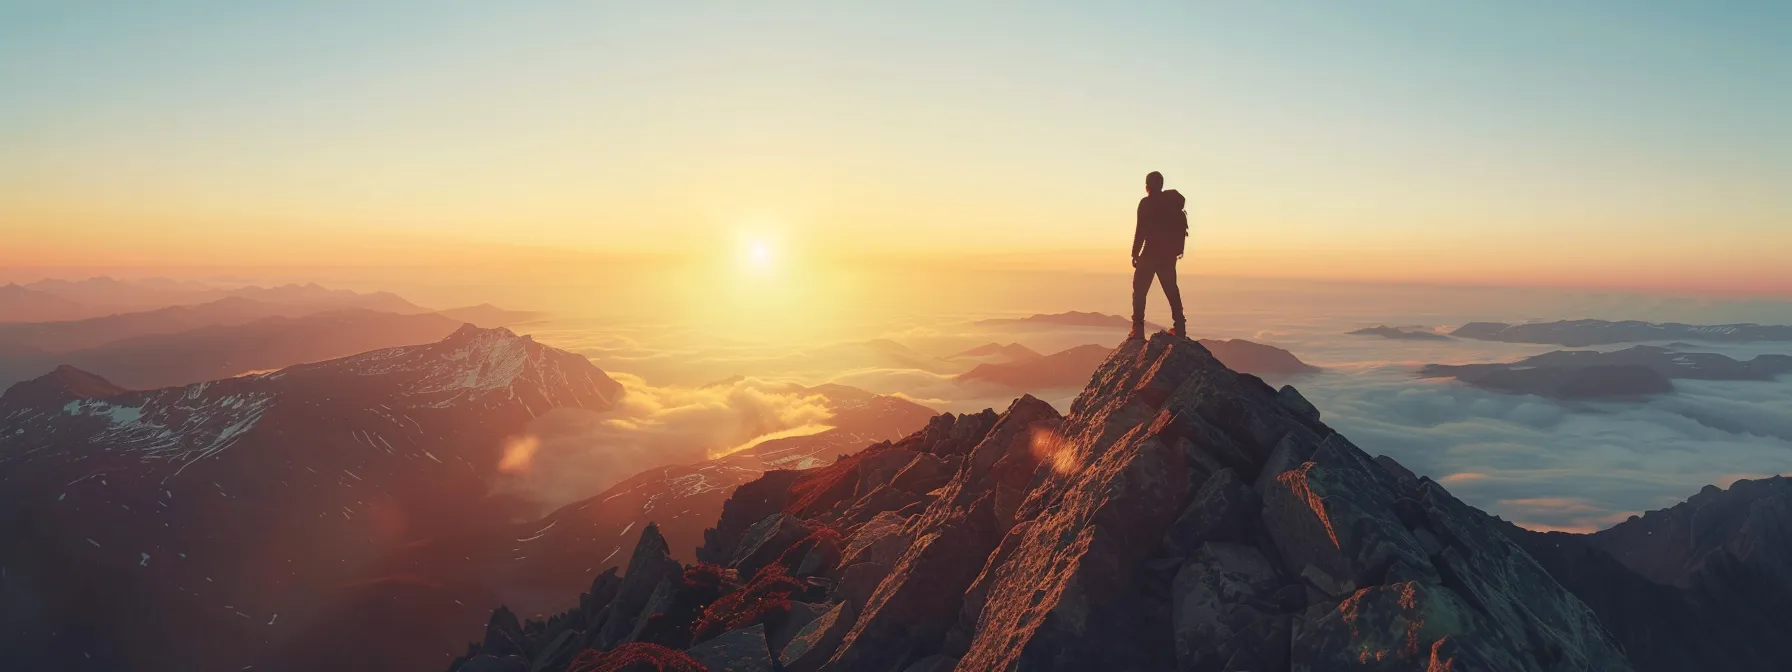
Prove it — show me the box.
[0,326,624,672]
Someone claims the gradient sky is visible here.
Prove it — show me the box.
[2,2,1788,292]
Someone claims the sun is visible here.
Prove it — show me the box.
[743,238,776,272]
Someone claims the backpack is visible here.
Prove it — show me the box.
[1157,189,1189,256]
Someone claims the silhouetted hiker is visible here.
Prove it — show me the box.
[1130,171,1188,339]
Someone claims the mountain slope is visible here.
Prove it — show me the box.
[276,386,939,670]
[1501,477,1792,671]
[450,334,1628,672]
[0,326,623,672]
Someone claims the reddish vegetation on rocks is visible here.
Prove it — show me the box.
[691,565,806,644]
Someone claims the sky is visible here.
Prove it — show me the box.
[2,1,1789,294]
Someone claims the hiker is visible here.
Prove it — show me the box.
[1130,171,1188,339]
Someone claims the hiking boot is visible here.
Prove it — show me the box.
[1125,324,1145,340]
[1167,324,1187,338]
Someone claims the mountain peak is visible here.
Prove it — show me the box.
[1,365,126,411]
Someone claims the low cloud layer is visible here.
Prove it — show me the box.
[492,373,835,516]
[519,301,1792,535]
[1301,369,1792,532]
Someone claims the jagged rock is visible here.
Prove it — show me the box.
[524,630,578,672]
[1258,434,1434,591]
[769,601,829,655]
[481,606,526,657]
[685,623,774,672]
[779,601,856,672]
[730,513,812,577]
[1163,467,1260,555]
[824,493,1001,671]
[455,654,526,672]
[832,560,890,610]
[838,512,914,569]
[795,534,844,578]
[840,484,924,526]
[1171,542,1284,670]
[579,568,623,622]
[855,449,920,497]
[598,523,685,647]
[953,339,1198,671]
[889,452,955,494]
[700,470,808,563]
[624,577,678,643]
[1277,384,1320,421]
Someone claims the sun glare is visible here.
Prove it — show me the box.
[742,238,776,273]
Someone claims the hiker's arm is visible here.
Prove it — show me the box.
[1131,201,1146,261]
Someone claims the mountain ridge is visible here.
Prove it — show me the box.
[447,334,1629,672]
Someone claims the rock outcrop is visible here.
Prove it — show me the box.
[451,334,1632,672]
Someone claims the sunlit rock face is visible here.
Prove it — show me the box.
[451,333,1633,672]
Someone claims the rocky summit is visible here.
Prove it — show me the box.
[452,334,1630,672]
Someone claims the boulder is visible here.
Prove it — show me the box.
[1277,384,1320,422]
[730,513,812,578]
[832,561,891,610]
[1257,435,1432,590]
[794,532,845,578]
[855,449,920,498]
[838,512,913,569]
[779,601,857,672]
[840,484,923,526]
[1163,467,1260,556]
[685,623,774,672]
[1170,542,1284,670]
[889,453,956,494]
[769,601,830,656]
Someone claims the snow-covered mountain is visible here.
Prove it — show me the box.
[0,325,623,672]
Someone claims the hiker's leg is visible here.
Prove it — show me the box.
[1158,259,1185,329]
[1131,262,1154,329]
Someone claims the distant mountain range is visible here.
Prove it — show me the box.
[946,342,1041,364]
[976,311,1164,332]
[1419,345,1792,399]
[1454,319,1792,347]
[958,339,1318,391]
[0,326,624,672]
[0,295,549,391]
[435,303,547,328]
[0,283,92,323]
[1347,325,1451,341]
[13,277,429,319]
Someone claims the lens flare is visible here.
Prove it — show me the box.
[498,434,540,474]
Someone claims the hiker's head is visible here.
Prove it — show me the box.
[1145,171,1164,195]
